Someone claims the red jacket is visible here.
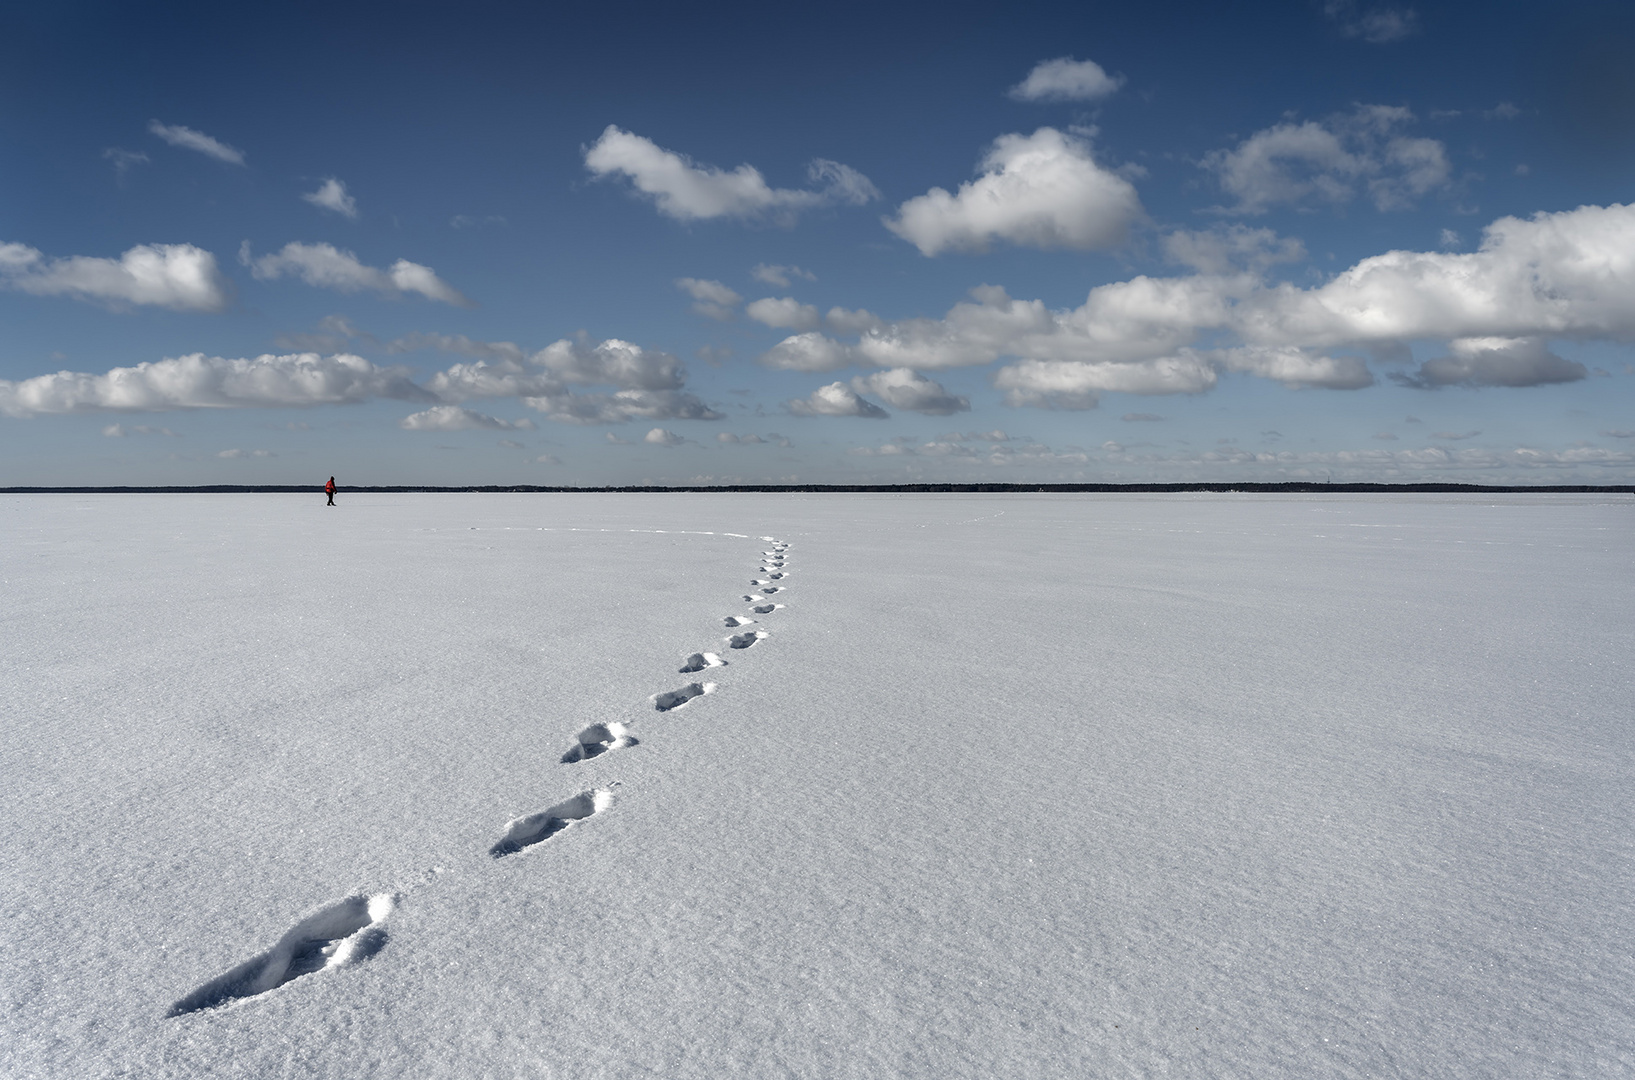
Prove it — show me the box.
[325,479,336,493]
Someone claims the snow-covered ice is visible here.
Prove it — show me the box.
[2,492,1632,1078]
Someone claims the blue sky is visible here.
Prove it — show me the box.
[3,0,1633,485]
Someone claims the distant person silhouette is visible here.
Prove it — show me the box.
[325,476,336,506]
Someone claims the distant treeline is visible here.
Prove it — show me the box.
[4,483,1631,495]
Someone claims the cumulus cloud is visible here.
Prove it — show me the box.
[584,126,879,223]
[1203,105,1450,214]
[302,178,358,218]
[0,241,229,312]
[1395,337,1586,389]
[400,405,535,431]
[718,432,767,444]
[534,337,684,390]
[746,296,821,330]
[1322,0,1419,42]
[759,332,860,372]
[148,121,245,165]
[886,128,1142,255]
[245,242,471,306]
[676,278,742,320]
[752,264,816,287]
[1163,225,1306,274]
[1008,57,1125,102]
[850,369,970,414]
[523,389,721,425]
[0,352,429,418]
[644,427,685,445]
[791,201,1634,400]
[825,307,885,334]
[787,382,889,418]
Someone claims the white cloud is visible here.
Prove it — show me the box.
[0,352,428,418]
[102,423,178,437]
[147,121,245,165]
[825,307,885,334]
[302,178,358,219]
[746,296,821,330]
[245,242,471,306]
[751,264,816,287]
[0,241,229,312]
[1162,225,1306,274]
[850,369,970,415]
[644,427,685,445]
[583,126,879,223]
[1396,337,1586,389]
[535,337,684,390]
[103,148,149,178]
[1008,57,1125,103]
[996,354,1220,409]
[718,432,767,444]
[759,332,860,372]
[1322,0,1419,42]
[886,128,1142,255]
[787,382,889,418]
[522,389,721,425]
[1203,105,1450,214]
[400,405,536,431]
[802,201,1635,397]
[675,278,742,320]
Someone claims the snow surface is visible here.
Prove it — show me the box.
[2,492,1632,1078]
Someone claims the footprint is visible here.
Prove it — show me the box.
[724,615,755,627]
[654,682,714,712]
[167,895,395,1017]
[751,603,784,615]
[751,578,771,586]
[560,723,637,763]
[728,630,768,650]
[680,652,726,673]
[760,586,783,595]
[766,572,785,580]
[490,789,614,857]
[740,594,762,603]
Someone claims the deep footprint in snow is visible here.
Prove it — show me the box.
[728,630,768,650]
[760,586,784,595]
[680,651,726,673]
[724,615,755,627]
[751,603,784,615]
[167,894,395,1017]
[653,681,715,711]
[490,789,613,857]
[560,723,637,763]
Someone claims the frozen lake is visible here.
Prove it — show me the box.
[2,492,1632,1078]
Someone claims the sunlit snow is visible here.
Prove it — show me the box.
[2,492,1631,1077]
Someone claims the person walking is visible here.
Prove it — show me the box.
[325,476,337,506]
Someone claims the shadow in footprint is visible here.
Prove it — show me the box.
[654,682,714,711]
[728,630,768,650]
[724,615,755,627]
[490,790,613,857]
[167,895,395,1017]
[680,652,726,673]
[760,586,784,595]
[561,723,637,763]
[751,603,784,615]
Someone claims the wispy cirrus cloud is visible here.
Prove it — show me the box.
[148,120,245,165]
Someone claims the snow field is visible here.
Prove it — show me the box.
[1,492,1632,1078]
